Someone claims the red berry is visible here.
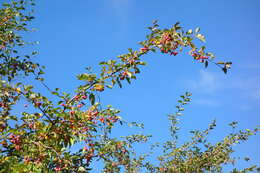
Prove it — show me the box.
[35,102,41,107]
[201,56,208,59]
[60,103,66,107]
[170,51,178,56]
[192,53,197,57]
[99,117,105,123]
[120,76,125,80]
[77,104,83,108]
[74,95,80,100]
[15,145,21,151]
[81,95,87,99]
[92,111,99,116]
[54,166,62,171]
[140,46,149,52]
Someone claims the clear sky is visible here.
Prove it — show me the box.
[29,0,260,172]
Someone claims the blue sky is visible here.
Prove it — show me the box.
[29,0,260,171]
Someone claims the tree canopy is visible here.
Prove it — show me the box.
[0,1,259,172]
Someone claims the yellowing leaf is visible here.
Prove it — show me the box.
[196,34,205,42]
[126,72,132,78]
[15,87,21,93]
[94,84,104,91]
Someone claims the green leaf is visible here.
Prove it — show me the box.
[174,22,180,28]
[78,167,86,172]
[205,61,208,68]
[138,61,146,65]
[126,77,131,84]
[99,61,107,65]
[225,62,232,69]
[206,52,215,59]
[77,73,96,81]
[29,93,36,99]
[89,93,95,105]
[32,51,38,55]
[195,27,200,33]
[196,34,205,42]
[70,138,75,146]
[126,71,132,78]
[106,85,113,89]
[222,67,227,74]
[116,77,122,88]
[187,29,193,35]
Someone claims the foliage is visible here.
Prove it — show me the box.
[0,0,259,172]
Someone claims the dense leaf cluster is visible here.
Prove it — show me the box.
[0,1,258,173]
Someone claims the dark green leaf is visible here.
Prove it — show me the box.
[205,61,208,68]
[89,93,95,105]
[222,67,227,74]
[116,77,122,88]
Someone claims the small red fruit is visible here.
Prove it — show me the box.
[74,95,80,101]
[77,104,83,108]
[81,95,87,99]
[192,53,197,57]
[201,56,208,59]
[92,111,99,116]
[60,103,66,107]
[35,102,42,107]
[170,51,178,56]
[54,166,62,171]
[15,145,21,151]
[89,143,95,147]
[120,76,125,80]
[99,117,105,123]
[140,46,149,52]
